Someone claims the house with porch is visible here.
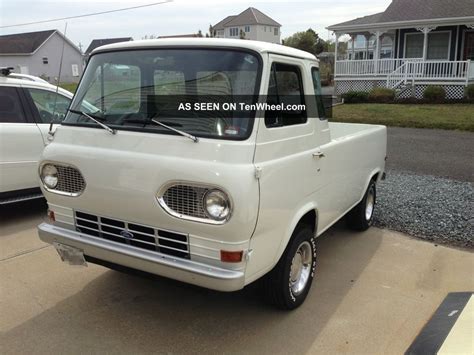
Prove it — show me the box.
[327,0,474,99]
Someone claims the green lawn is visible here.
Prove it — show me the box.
[332,104,474,132]
[59,82,78,93]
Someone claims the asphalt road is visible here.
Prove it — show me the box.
[386,127,474,182]
[1,200,473,354]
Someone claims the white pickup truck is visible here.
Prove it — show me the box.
[38,39,386,309]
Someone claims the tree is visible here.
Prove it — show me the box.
[197,30,203,37]
[239,29,246,39]
[283,28,327,56]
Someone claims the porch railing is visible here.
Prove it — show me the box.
[385,60,471,89]
[335,59,422,77]
[336,59,471,87]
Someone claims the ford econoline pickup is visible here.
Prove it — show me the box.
[38,38,386,309]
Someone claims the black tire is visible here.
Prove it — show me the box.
[262,226,317,310]
[347,179,376,231]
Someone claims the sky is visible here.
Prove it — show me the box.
[0,0,392,51]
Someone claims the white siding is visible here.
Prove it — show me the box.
[219,24,280,43]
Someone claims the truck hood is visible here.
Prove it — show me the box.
[40,126,259,243]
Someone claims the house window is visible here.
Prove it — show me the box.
[72,64,79,77]
[42,57,48,64]
[229,28,238,36]
[405,32,450,59]
[405,33,423,58]
[427,32,450,60]
[264,26,267,32]
[245,26,250,32]
[274,27,278,36]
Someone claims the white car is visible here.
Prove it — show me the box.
[37,39,387,309]
[0,68,75,204]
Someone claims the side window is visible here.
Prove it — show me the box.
[311,67,327,121]
[27,88,71,123]
[265,63,307,128]
[0,86,27,123]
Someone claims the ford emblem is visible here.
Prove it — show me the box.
[120,230,134,239]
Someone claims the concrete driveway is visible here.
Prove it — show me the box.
[1,200,473,354]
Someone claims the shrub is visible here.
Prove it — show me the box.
[342,91,369,104]
[466,84,474,100]
[423,86,446,103]
[368,88,396,103]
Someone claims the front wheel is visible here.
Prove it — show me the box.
[347,180,376,231]
[262,226,317,310]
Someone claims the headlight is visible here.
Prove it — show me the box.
[204,189,231,221]
[41,164,58,189]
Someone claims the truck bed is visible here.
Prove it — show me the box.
[328,122,386,142]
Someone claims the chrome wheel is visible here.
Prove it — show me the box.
[289,241,313,296]
[365,186,375,221]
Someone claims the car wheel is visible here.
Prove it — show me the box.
[262,226,317,310]
[347,179,376,231]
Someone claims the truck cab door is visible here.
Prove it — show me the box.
[249,54,321,277]
[0,86,45,194]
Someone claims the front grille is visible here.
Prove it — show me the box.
[74,211,189,259]
[161,184,210,219]
[54,165,85,195]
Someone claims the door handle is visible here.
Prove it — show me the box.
[312,151,325,158]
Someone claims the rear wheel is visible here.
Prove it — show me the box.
[347,180,376,231]
[262,226,317,310]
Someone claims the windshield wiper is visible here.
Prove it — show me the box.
[151,119,198,143]
[68,109,116,135]
[122,116,198,143]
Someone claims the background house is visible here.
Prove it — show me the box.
[327,0,474,99]
[84,37,133,60]
[0,29,84,83]
[211,7,281,44]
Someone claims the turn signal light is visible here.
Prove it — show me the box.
[220,250,243,263]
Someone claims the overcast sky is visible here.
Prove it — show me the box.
[0,0,391,51]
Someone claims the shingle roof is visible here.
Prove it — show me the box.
[212,16,237,31]
[212,7,280,30]
[85,37,133,55]
[379,0,474,22]
[0,30,55,54]
[331,13,383,28]
[329,0,474,29]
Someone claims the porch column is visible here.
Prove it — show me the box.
[416,26,436,60]
[371,30,382,74]
[364,34,370,60]
[351,35,355,60]
[334,32,343,77]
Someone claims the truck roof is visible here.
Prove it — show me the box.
[91,38,318,61]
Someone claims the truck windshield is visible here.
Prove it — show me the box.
[64,48,261,140]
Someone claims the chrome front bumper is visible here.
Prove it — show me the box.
[38,222,245,292]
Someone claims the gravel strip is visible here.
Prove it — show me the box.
[373,170,474,249]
